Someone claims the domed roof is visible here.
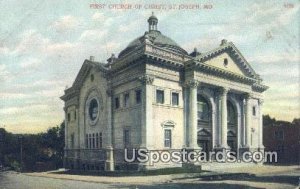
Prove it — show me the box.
[148,12,158,22]
[118,31,188,58]
[118,13,188,58]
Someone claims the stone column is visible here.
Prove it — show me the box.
[244,94,251,148]
[105,88,114,171]
[63,107,68,168]
[237,98,245,159]
[183,86,188,147]
[105,146,114,171]
[106,89,113,147]
[139,75,154,149]
[219,87,229,148]
[186,79,198,149]
[211,110,216,149]
[258,99,264,150]
[237,105,242,149]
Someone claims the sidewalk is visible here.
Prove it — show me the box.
[25,170,205,185]
[24,165,299,185]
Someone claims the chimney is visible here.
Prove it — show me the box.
[220,39,228,46]
[90,56,95,61]
[107,54,116,64]
[189,47,201,57]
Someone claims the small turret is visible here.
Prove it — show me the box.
[147,12,158,31]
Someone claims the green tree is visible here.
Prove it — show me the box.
[0,121,65,171]
[263,114,276,126]
[292,118,300,126]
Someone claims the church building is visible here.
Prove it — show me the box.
[61,13,268,171]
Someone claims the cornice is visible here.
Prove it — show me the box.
[111,42,191,73]
[138,74,155,85]
[60,87,79,102]
[185,60,257,85]
[252,83,269,92]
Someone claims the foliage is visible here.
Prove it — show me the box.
[0,121,65,172]
[292,118,300,126]
[263,115,300,127]
[263,115,276,126]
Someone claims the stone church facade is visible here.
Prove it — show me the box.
[61,14,268,171]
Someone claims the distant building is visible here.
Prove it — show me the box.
[61,13,268,171]
[264,123,300,164]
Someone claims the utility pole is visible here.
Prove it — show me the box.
[19,135,23,173]
[0,129,4,168]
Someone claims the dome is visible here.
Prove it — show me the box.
[118,13,188,58]
[118,31,188,58]
[148,12,158,22]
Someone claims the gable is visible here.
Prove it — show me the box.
[198,129,211,136]
[195,42,259,79]
[227,130,236,137]
[61,60,109,102]
[202,52,245,76]
[72,60,108,90]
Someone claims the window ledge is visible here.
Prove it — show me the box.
[153,103,183,109]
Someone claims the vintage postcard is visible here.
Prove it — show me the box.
[0,0,299,188]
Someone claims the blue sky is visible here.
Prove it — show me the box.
[0,0,299,133]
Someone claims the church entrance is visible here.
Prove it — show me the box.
[227,100,237,154]
[197,94,212,159]
[227,132,237,154]
[198,134,212,160]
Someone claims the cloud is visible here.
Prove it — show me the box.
[0,92,30,100]
[51,15,81,32]
[13,29,50,55]
[92,12,106,21]
[0,122,58,134]
[34,87,65,98]
[45,41,77,55]
[0,64,11,82]
[31,79,66,87]
[10,29,79,58]
[0,46,9,55]
[182,37,221,53]
[249,53,299,64]
[2,79,64,93]
[105,41,121,53]
[277,4,299,26]
[0,104,49,116]
[243,2,299,37]
[79,29,107,41]
[20,57,42,69]
[118,20,141,33]
[92,12,114,27]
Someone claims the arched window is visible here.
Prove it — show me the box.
[197,95,210,121]
[224,58,228,67]
[227,101,236,125]
[89,98,98,121]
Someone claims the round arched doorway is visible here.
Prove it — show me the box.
[197,94,212,157]
[227,100,237,153]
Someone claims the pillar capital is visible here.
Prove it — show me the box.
[138,74,154,85]
[106,89,113,97]
[185,79,199,88]
[258,99,264,105]
[218,87,229,96]
[243,93,253,100]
